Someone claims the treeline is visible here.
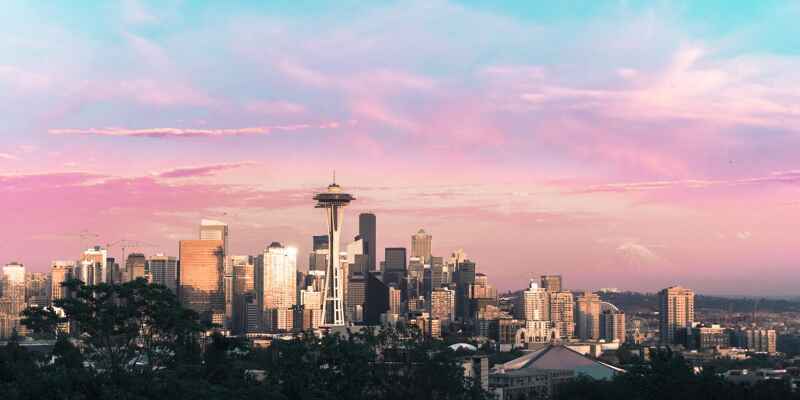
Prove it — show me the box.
[2,279,490,400]
[558,349,800,400]
[597,292,800,314]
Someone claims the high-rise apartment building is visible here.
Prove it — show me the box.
[50,261,74,302]
[540,275,562,293]
[659,286,695,344]
[411,229,432,264]
[25,272,49,307]
[125,253,147,282]
[514,280,549,321]
[358,213,376,272]
[549,291,575,339]
[575,291,601,340]
[600,310,626,343]
[300,286,323,329]
[178,239,224,323]
[260,242,297,331]
[148,254,178,292]
[743,329,777,353]
[389,285,402,315]
[430,286,455,323]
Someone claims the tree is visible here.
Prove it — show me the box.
[22,278,201,375]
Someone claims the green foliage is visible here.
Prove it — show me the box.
[8,280,492,399]
[557,349,800,400]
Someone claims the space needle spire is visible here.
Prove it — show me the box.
[313,174,354,327]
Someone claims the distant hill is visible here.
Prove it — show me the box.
[599,292,800,314]
[502,290,800,314]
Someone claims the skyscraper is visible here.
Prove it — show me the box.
[314,178,355,327]
[659,286,695,344]
[359,213,376,272]
[199,219,229,252]
[125,253,147,282]
[430,286,455,323]
[540,275,562,293]
[468,273,498,319]
[364,273,389,325]
[25,272,49,307]
[260,242,297,331]
[575,291,601,340]
[514,280,549,321]
[452,254,476,321]
[388,285,402,315]
[600,309,626,343]
[309,235,329,272]
[1,262,26,339]
[200,220,230,328]
[1,262,25,307]
[79,246,108,285]
[148,254,178,292]
[383,247,407,288]
[178,239,224,323]
[550,291,575,339]
[411,229,432,264]
[50,261,74,302]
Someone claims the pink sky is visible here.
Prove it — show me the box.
[1,1,799,295]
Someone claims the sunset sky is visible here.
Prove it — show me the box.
[1,1,799,295]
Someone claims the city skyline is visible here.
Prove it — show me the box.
[2,1,800,295]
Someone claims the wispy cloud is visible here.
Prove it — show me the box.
[155,162,258,179]
[571,170,800,194]
[48,122,348,138]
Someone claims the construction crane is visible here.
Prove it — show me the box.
[105,239,160,275]
[62,229,101,252]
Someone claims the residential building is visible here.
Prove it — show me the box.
[575,291,601,340]
[659,286,695,344]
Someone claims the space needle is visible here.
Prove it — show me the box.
[313,173,354,327]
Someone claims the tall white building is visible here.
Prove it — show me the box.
[2,262,25,285]
[261,242,297,331]
[79,246,108,285]
[515,280,550,321]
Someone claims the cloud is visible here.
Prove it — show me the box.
[48,123,344,138]
[122,0,159,24]
[245,100,306,115]
[736,231,752,240]
[571,170,800,194]
[0,153,18,160]
[0,65,51,91]
[155,162,257,179]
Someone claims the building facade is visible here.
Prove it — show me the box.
[659,286,695,344]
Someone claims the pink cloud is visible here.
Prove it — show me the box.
[48,122,344,138]
[155,162,258,179]
[245,100,306,114]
